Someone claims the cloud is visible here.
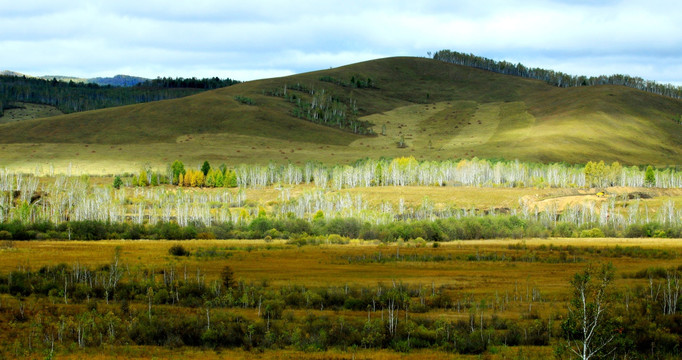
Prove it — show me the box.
[1,0,681,83]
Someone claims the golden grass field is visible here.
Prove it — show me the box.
[3,237,680,299]
[1,237,679,358]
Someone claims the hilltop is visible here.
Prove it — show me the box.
[1,70,149,86]
[0,57,681,173]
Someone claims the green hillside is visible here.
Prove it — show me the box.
[1,56,681,173]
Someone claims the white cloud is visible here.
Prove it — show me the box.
[1,0,682,83]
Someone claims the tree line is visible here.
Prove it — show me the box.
[135,76,239,90]
[1,211,680,242]
[124,160,238,188]
[432,49,682,100]
[0,75,239,115]
[1,160,680,235]
[130,158,680,190]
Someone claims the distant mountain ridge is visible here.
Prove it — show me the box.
[0,70,26,77]
[1,70,149,87]
[88,75,149,87]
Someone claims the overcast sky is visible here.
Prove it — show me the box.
[2,0,682,84]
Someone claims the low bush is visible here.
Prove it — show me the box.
[168,244,190,256]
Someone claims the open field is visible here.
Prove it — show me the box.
[3,237,682,291]
[1,57,681,174]
[1,238,681,359]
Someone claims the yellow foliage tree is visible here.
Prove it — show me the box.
[184,170,194,187]
[138,170,148,186]
[584,160,607,187]
[189,170,198,187]
[392,156,418,170]
[195,170,205,187]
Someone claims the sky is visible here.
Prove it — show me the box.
[2,0,682,84]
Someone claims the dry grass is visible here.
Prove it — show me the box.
[1,238,679,358]
[342,185,557,210]
[4,238,680,297]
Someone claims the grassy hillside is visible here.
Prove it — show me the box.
[0,102,63,123]
[1,57,681,173]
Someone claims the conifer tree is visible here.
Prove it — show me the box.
[201,161,211,176]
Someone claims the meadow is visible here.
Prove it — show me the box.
[2,238,682,359]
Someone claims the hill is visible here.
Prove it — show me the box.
[87,75,149,87]
[0,70,26,77]
[1,70,149,86]
[0,56,681,173]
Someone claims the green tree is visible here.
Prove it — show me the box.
[584,160,606,187]
[560,263,618,360]
[171,160,186,185]
[113,176,122,189]
[224,170,237,187]
[644,165,656,187]
[138,170,148,186]
[313,210,325,222]
[201,161,211,176]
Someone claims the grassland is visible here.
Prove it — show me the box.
[0,102,63,123]
[1,238,680,359]
[3,237,680,291]
[0,57,681,174]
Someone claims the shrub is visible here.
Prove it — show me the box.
[234,95,255,105]
[325,218,361,238]
[169,244,190,256]
[579,228,605,238]
[327,234,349,244]
[0,230,12,240]
[554,222,576,237]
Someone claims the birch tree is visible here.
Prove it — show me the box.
[561,264,618,360]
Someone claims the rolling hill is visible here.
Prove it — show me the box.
[1,70,149,86]
[1,57,681,173]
